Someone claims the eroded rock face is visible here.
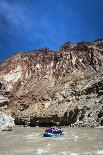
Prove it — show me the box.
[0,40,103,127]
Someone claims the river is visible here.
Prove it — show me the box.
[0,127,103,155]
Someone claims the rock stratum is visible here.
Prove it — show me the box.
[0,40,103,127]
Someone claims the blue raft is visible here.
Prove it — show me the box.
[42,131,63,137]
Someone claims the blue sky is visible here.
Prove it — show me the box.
[0,0,103,61]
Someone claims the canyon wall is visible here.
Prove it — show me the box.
[0,40,103,127]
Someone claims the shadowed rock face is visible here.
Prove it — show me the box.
[0,40,103,127]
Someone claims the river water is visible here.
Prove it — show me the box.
[0,127,103,155]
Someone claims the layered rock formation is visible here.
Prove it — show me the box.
[0,40,103,127]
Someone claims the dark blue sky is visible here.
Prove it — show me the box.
[0,0,103,61]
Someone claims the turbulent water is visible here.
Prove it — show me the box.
[0,127,103,155]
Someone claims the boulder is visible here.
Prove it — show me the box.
[0,112,15,131]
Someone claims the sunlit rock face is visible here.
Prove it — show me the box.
[0,40,103,127]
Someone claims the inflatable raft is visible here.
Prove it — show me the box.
[41,127,63,137]
[42,128,63,137]
[43,132,63,137]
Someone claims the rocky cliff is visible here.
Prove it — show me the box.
[0,40,103,127]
